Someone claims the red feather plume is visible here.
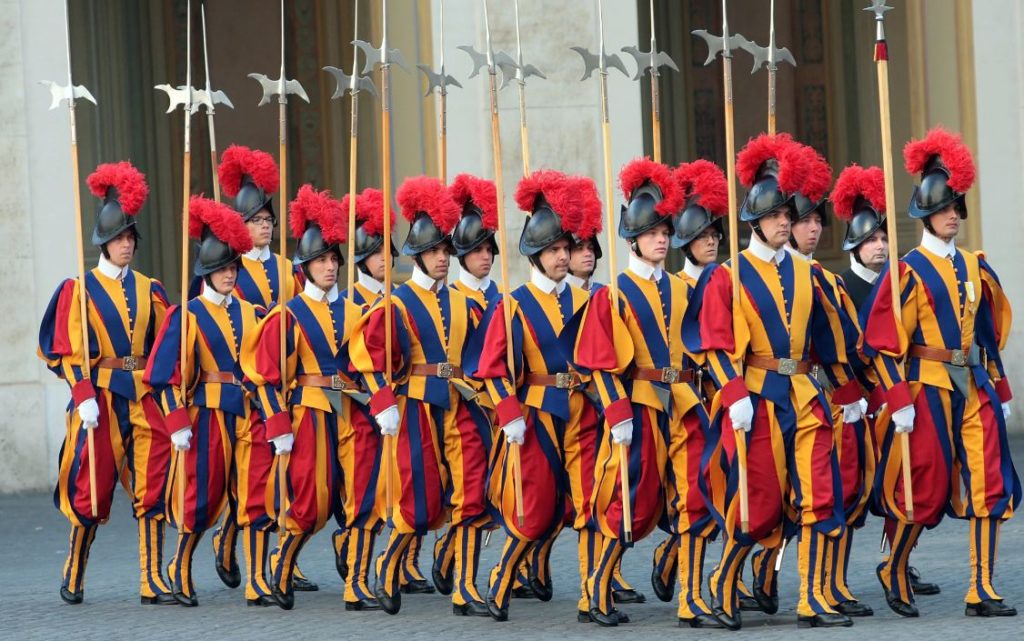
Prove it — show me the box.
[86,161,149,215]
[557,175,603,239]
[674,160,727,218]
[218,145,280,198]
[618,157,684,215]
[902,127,976,193]
[289,184,346,244]
[449,173,499,231]
[396,176,460,233]
[355,188,394,236]
[831,164,886,221]
[736,133,809,195]
[798,145,833,203]
[188,195,254,253]
[513,169,564,214]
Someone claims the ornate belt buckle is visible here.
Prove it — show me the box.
[777,358,798,376]
[122,355,138,371]
[950,349,967,367]
[437,363,453,379]
[555,372,573,389]
[331,374,347,390]
[660,367,680,384]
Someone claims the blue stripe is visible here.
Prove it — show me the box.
[618,274,672,367]
[288,297,338,376]
[404,400,429,534]
[85,273,133,356]
[736,256,790,357]
[395,287,448,363]
[903,250,962,350]
[235,265,264,307]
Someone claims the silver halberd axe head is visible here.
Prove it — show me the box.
[691,30,751,66]
[495,51,545,90]
[40,81,96,110]
[247,74,310,107]
[323,66,379,100]
[154,84,215,114]
[353,40,411,75]
[621,46,678,81]
[416,65,461,98]
[569,46,629,81]
[739,39,796,74]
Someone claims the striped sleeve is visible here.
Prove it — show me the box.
[698,265,747,406]
[472,297,523,427]
[37,278,97,405]
[240,305,296,438]
[348,300,408,415]
[976,253,1013,402]
[570,286,634,427]
[862,262,916,411]
[142,304,197,434]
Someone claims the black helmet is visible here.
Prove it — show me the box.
[832,164,888,252]
[233,175,275,222]
[343,188,397,264]
[402,213,453,256]
[452,211,498,257]
[396,176,460,257]
[842,199,886,251]
[450,174,499,258]
[352,224,398,263]
[294,223,341,266]
[737,135,806,223]
[86,162,147,247]
[519,197,570,257]
[907,157,966,219]
[195,228,240,276]
[903,128,975,220]
[672,200,724,249]
[618,158,682,239]
[188,196,252,276]
[289,185,344,267]
[791,145,832,227]
[218,145,279,222]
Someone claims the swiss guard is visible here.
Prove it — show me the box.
[862,127,1020,618]
[38,161,173,605]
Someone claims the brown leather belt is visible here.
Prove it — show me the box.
[908,344,969,366]
[199,371,241,385]
[524,372,584,389]
[409,363,463,379]
[631,367,695,384]
[97,356,147,371]
[296,373,365,392]
[745,354,812,376]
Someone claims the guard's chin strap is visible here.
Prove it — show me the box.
[630,238,644,258]
[683,246,698,265]
[528,254,547,276]
[750,222,768,243]
[356,260,371,277]
[414,254,428,274]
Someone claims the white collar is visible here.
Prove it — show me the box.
[410,265,443,292]
[682,258,706,282]
[244,245,272,262]
[97,255,130,281]
[457,268,491,293]
[530,268,566,295]
[627,252,665,282]
[564,273,590,291]
[920,228,956,259]
[201,287,233,308]
[304,279,339,303]
[784,244,813,263]
[357,270,384,295]
[849,254,881,284]
[747,234,788,265]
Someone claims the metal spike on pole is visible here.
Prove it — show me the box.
[571,0,634,543]
[621,0,678,163]
[199,4,233,202]
[865,0,914,523]
[692,0,752,534]
[417,0,462,183]
[737,0,795,135]
[40,0,99,518]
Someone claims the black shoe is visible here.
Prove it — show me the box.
[612,588,645,604]
[345,597,382,611]
[247,595,277,607]
[271,585,295,610]
[486,595,508,622]
[751,573,779,615]
[431,560,454,596]
[172,590,198,607]
[213,530,241,589]
[797,612,854,628]
[60,587,83,605]
[453,600,490,617]
[877,565,918,618]
[908,566,940,596]
[511,585,535,599]
[835,600,874,617]
[587,607,619,627]
[528,567,553,602]
[651,565,674,603]
[140,593,177,606]
[335,552,348,583]
[965,600,1017,617]
[711,606,742,631]
[679,613,725,628]
[400,578,436,594]
[375,586,401,615]
[292,575,318,592]
[739,595,761,612]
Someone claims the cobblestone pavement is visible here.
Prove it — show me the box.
[2,438,1022,640]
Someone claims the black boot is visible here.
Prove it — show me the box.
[908,566,940,596]
[797,612,854,628]
[835,599,874,617]
[486,595,508,622]
[876,565,918,618]
[678,613,724,628]
[375,586,402,615]
[212,524,241,588]
[344,597,382,611]
[965,600,1017,617]
[453,600,490,617]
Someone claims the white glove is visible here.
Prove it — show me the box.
[77,398,100,430]
[375,405,400,437]
[502,417,526,445]
[610,420,633,446]
[270,433,294,454]
[892,405,916,434]
[1003,403,1012,421]
[728,396,754,432]
[842,398,869,424]
[170,427,192,451]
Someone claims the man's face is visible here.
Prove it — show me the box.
[791,211,822,255]
[856,230,888,272]
[420,245,451,281]
[209,262,238,295]
[635,222,671,264]
[362,248,387,281]
[105,230,136,268]
[462,243,493,279]
[687,227,721,266]
[757,208,793,250]
[308,251,339,290]
[538,238,570,281]
[569,239,596,279]
[927,204,961,241]
[246,209,275,248]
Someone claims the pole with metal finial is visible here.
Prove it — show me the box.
[622,0,678,163]
[692,0,752,534]
[199,4,234,202]
[417,0,461,183]
[865,0,913,523]
[40,0,99,518]
[507,0,546,176]
[571,0,634,542]
[738,0,796,135]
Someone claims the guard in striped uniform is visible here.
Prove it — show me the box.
[241,185,364,610]
[862,128,1020,618]
[471,170,596,622]
[349,176,490,616]
[38,162,174,605]
[699,135,865,629]
[143,197,262,606]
